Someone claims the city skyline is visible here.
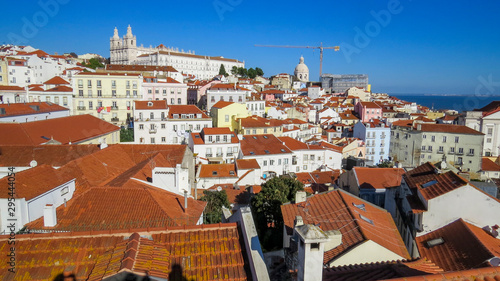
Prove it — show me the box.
[1,0,499,95]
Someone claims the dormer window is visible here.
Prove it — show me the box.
[147,101,153,107]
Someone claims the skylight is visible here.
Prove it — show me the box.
[281,149,286,152]
[195,135,200,138]
[212,171,218,176]
[250,151,255,155]
[426,237,445,248]
[253,136,257,139]
[421,180,438,188]
[263,136,268,139]
[353,203,366,211]
[359,214,373,225]
[264,150,270,154]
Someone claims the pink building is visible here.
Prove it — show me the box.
[142,76,187,105]
[187,80,221,105]
[354,101,382,122]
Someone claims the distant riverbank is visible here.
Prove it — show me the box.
[389,94,500,113]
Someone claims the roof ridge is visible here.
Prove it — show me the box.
[120,233,141,271]
[460,219,498,258]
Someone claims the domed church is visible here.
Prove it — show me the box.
[294,56,309,82]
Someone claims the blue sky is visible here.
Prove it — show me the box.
[1,0,499,95]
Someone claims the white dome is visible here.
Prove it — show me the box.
[294,56,309,82]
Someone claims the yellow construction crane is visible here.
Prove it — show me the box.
[254,43,340,78]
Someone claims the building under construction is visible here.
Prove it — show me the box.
[321,74,369,93]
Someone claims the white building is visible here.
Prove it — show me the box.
[0,165,76,233]
[0,102,69,123]
[0,85,27,103]
[188,127,241,164]
[5,57,33,87]
[134,101,212,144]
[27,76,74,112]
[353,119,390,165]
[206,83,250,113]
[110,25,244,80]
[238,134,294,178]
[279,136,342,172]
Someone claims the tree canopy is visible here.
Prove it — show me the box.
[251,176,304,251]
[200,190,231,224]
[218,64,228,76]
[82,58,104,69]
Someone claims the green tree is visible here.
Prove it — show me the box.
[237,67,247,77]
[247,68,257,79]
[218,64,228,76]
[251,176,304,251]
[82,58,104,69]
[120,128,134,142]
[255,67,264,77]
[200,190,231,224]
[231,66,238,75]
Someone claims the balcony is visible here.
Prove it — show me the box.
[149,128,157,134]
[448,150,455,155]
[111,106,119,111]
[111,117,119,122]
[216,153,223,157]
[77,106,86,110]
[437,150,444,154]
[227,153,233,157]
[456,151,464,155]
[466,152,474,156]
[206,154,213,157]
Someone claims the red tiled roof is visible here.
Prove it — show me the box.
[385,267,500,281]
[0,145,100,167]
[135,100,168,110]
[212,100,235,109]
[323,258,443,281]
[482,157,500,172]
[203,184,254,205]
[0,164,76,200]
[354,167,405,190]
[240,134,292,156]
[359,101,382,109]
[0,223,247,281]
[295,170,341,193]
[43,76,70,85]
[27,180,206,231]
[45,85,73,92]
[236,159,260,170]
[203,127,233,135]
[168,105,209,118]
[0,85,25,91]
[0,102,68,117]
[281,189,410,265]
[419,124,483,135]
[0,115,119,145]
[199,164,237,178]
[210,83,250,91]
[416,218,500,272]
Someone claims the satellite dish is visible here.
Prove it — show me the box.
[489,257,500,267]
[216,186,222,192]
[30,160,38,167]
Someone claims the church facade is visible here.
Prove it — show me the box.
[110,25,245,80]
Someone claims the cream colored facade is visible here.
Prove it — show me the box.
[72,72,143,126]
[0,58,7,86]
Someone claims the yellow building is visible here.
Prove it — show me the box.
[72,72,143,126]
[0,58,8,86]
[210,101,249,131]
[234,116,283,136]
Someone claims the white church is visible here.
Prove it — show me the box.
[110,25,245,80]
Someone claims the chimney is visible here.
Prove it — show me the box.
[184,190,188,212]
[295,191,306,203]
[43,204,57,227]
[295,225,330,281]
[294,216,304,227]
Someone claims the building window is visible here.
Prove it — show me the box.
[431,136,435,142]
[151,138,155,144]
[78,79,83,88]
[161,137,166,143]
[97,90,102,97]
[225,115,229,122]
[87,80,92,87]
[88,90,92,97]
[89,101,93,110]
[112,90,116,97]
[468,148,474,155]
[263,160,267,166]
[438,146,444,153]
[487,138,492,143]
[171,98,174,104]
[111,80,116,88]
[270,160,275,165]
[427,146,432,152]
[455,136,459,143]
[63,97,68,106]
[97,80,101,87]
[161,123,166,129]
[173,137,178,143]
[139,124,144,130]
[79,90,83,97]
[178,98,181,104]
[442,136,447,143]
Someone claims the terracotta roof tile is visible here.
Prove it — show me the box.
[236,159,260,170]
[135,100,168,110]
[0,85,25,91]
[0,223,247,281]
[0,145,100,167]
[212,100,235,108]
[210,83,250,91]
[240,134,292,156]
[168,105,209,118]
[384,267,500,281]
[43,76,70,85]
[45,85,73,92]
[199,164,237,178]
[419,124,484,135]
[482,157,500,172]
[0,115,120,145]
[0,102,68,117]
[281,189,410,265]
[416,218,500,272]
[26,180,206,231]
[323,258,443,281]
[354,167,406,190]
[105,64,178,73]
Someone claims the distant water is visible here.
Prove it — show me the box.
[389,94,500,113]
